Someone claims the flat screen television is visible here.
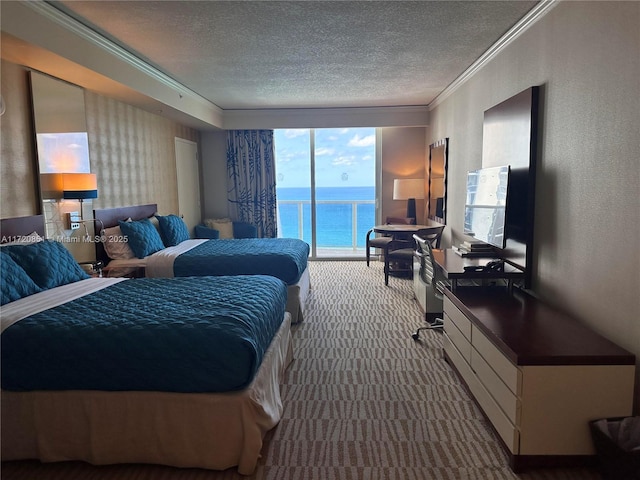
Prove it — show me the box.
[464,165,510,249]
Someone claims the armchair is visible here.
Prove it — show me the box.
[365,216,415,266]
[383,225,444,286]
[194,221,258,239]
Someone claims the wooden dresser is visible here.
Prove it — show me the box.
[442,286,635,472]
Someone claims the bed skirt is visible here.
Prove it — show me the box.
[287,265,311,324]
[1,313,293,475]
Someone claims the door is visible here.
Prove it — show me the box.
[275,128,378,258]
[175,138,200,235]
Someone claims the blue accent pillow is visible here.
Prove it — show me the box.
[3,241,89,290]
[156,214,190,247]
[1,251,42,305]
[119,219,165,259]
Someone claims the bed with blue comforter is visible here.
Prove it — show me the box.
[0,221,294,474]
[173,237,309,284]
[2,275,287,393]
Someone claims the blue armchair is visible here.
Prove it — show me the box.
[194,221,258,239]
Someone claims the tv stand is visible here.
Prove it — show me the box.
[442,286,635,472]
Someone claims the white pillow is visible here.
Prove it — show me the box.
[204,218,234,239]
[102,225,135,260]
[148,214,161,234]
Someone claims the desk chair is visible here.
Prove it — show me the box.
[365,216,414,266]
[411,233,450,340]
[383,226,444,286]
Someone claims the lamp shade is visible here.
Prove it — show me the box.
[393,178,425,200]
[62,173,98,200]
[40,173,64,199]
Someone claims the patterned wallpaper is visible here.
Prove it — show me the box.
[85,92,198,215]
[0,61,40,218]
[0,59,199,222]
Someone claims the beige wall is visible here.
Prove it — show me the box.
[428,1,640,410]
[85,91,199,214]
[200,130,229,219]
[1,60,199,240]
[380,127,427,223]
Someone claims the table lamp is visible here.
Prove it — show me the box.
[393,178,424,221]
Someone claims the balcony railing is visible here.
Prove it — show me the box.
[277,199,375,256]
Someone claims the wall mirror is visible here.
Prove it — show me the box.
[427,138,448,223]
[30,71,90,177]
[30,71,95,260]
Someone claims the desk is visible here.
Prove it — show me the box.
[433,248,524,293]
[373,224,441,237]
[373,224,444,285]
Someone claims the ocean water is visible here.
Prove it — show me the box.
[277,186,375,248]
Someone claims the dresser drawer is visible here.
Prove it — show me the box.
[444,334,519,454]
[444,313,472,364]
[468,365,520,454]
[471,348,521,425]
[472,325,521,396]
[443,297,472,341]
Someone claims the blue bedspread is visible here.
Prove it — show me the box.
[174,238,310,285]
[1,276,287,393]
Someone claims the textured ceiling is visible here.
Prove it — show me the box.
[53,1,538,110]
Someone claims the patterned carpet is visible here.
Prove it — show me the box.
[1,261,601,480]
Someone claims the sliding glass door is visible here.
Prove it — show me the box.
[275,128,378,259]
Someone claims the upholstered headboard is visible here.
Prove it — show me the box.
[93,204,158,265]
[1,215,46,244]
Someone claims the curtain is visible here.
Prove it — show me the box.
[226,130,277,238]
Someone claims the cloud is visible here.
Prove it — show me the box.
[348,134,375,147]
[315,147,335,156]
[332,156,355,166]
[284,129,308,139]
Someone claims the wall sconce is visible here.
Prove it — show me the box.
[62,173,98,219]
[393,178,424,221]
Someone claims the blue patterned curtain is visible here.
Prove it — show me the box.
[227,130,277,238]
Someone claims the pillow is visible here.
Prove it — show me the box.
[102,225,135,260]
[118,219,165,259]
[3,240,89,290]
[1,251,42,305]
[204,218,234,239]
[156,214,190,247]
[1,231,44,246]
[148,214,161,234]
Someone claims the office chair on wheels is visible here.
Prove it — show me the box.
[411,233,450,340]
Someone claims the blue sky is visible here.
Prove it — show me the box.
[274,128,376,188]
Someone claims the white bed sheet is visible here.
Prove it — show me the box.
[144,239,206,277]
[1,278,127,332]
[101,239,207,277]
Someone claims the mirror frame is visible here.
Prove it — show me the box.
[427,138,449,224]
[29,71,94,256]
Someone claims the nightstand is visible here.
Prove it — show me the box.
[79,261,104,278]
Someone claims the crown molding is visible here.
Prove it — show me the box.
[429,0,558,110]
[18,1,222,118]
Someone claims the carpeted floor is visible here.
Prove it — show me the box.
[1,261,602,480]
